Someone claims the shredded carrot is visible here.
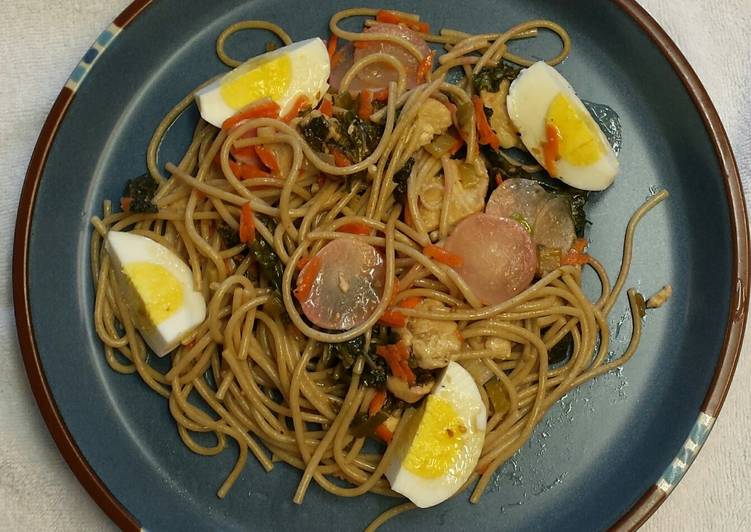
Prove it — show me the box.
[544,122,561,176]
[294,255,321,302]
[358,90,374,119]
[254,145,280,174]
[378,310,407,328]
[339,222,371,235]
[228,160,269,180]
[376,342,415,385]
[560,238,589,266]
[297,255,310,269]
[372,88,389,101]
[572,238,588,254]
[374,424,394,444]
[375,10,429,33]
[326,33,338,60]
[353,40,383,50]
[194,189,206,200]
[448,130,465,155]
[369,390,387,416]
[473,95,500,150]
[239,203,256,243]
[319,97,333,117]
[230,145,257,162]
[120,197,133,213]
[423,244,463,268]
[417,50,435,82]
[331,148,351,168]
[282,94,309,123]
[222,99,280,130]
[398,296,423,309]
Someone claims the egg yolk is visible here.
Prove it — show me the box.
[545,93,603,166]
[220,55,292,110]
[403,396,466,479]
[123,262,183,324]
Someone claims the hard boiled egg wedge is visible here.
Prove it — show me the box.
[195,38,330,128]
[386,362,486,508]
[106,231,206,357]
[506,61,619,191]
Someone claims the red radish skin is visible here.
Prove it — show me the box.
[444,214,537,305]
[297,238,386,330]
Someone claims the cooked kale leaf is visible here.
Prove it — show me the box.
[333,111,382,163]
[300,115,330,152]
[392,157,415,205]
[217,222,241,249]
[473,63,520,93]
[122,173,158,213]
[249,216,283,293]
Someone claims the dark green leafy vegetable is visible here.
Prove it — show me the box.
[473,63,520,93]
[361,354,387,389]
[300,115,330,152]
[392,157,414,205]
[333,91,356,111]
[122,173,158,213]
[331,335,365,369]
[217,222,241,249]
[350,410,389,438]
[249,216,283,293]
[548,333,574,365]
[332,111,382,163]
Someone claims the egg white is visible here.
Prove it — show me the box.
[106,231,206,356]
[506,61,619,191]
[195,38,330,128]
[386,362,486,508]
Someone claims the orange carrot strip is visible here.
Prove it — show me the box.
[358,90,374,119]
[326,33,338,60]
[222,99,280,130]
[331,149,351,167]
[369,390,387,416]
[572,238,588,254]
[398,296,423,309]
[376,345,406,379]
[374,424,393,444]
[120,197,133,213]
[561,252,589,266]
[378,310,407,328]
[294,255,321,302]
[423,244,463,268]
[228,161,269,180]
[254,145,280,173]
[339,222,371,235]
[297,255,310,269]
[319,97,333,117]
[331,47,346,68]
[417,50,435,82]
[473,95,500,150]
[239,203,256,243]
[282,94,309,123]
[372,88,389,101]
[544,122,561,176]
[375,10,429,33]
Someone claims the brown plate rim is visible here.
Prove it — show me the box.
[12,1,749,530]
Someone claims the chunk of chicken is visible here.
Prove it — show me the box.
[396,300,463,369]
[387,375,434,403]
[406,98,453,151]
[480,80,519,149]
[413,158,489,232]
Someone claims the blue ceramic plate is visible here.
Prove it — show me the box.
[14,1,749,531]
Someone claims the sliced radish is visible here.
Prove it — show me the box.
[297,237,385,330]
[485,178,548,228]
[330,23,430,92]
[444,214,536,305]
[533,196,576,252]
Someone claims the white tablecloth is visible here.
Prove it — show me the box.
[1,1,749,530]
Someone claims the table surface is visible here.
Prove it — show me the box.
[1,1,749,530]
